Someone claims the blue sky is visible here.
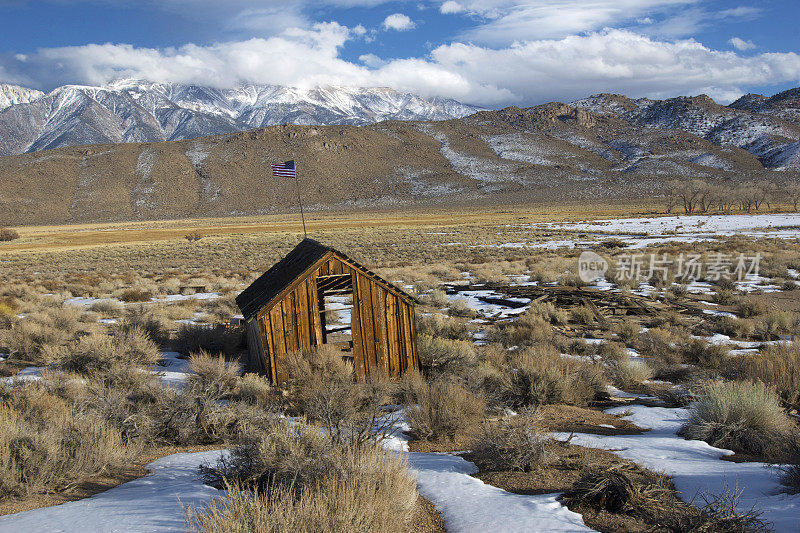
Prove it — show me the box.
[0,0,798,107]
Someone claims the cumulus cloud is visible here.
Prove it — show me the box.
[440,1,464,14]
[729,37,756,51]
[2,26,799,107]
[382,13,416,31]
[359,53,386,67]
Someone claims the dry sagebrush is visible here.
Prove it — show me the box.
[680,380,794,459]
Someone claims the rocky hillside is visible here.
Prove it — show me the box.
[0,80,479,156]
[1,88,798,226]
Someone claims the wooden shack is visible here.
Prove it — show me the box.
[235,239,419,384]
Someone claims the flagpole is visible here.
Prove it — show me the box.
[293,163,308,239]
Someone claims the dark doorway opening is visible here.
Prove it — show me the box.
[317,274,354,358]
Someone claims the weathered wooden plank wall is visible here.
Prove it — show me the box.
[247,253,418,384]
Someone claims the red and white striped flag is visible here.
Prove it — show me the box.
[271,160,296,178]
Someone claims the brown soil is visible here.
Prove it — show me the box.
[411,496,447,533]
[408,434,476,453]
[537,404,647,436]
[744,289,800,313]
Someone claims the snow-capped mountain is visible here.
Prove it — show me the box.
[3,87,800,226]
[572,90,800,168]
[0,79,480,156]
[0,83,44,110]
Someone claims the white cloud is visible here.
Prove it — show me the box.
[2,26,799,107]
[359,53,386,67]
[382,13,416,31]
[718,6,761,19]
[440,1,464,14]
[729,37,756,51]
[449,0,699,43]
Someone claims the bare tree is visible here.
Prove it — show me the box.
[679,180,705,214]
[784,175,800,212]
[664,181,680,214]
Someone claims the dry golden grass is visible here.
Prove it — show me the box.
[0,201,659,254]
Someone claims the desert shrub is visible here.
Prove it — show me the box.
[233,373,274,407]
[608,359,653,389]
[668,283,689,298]
[614,318,640,345]
[714,316,754,339]
[89,299,124,316]
[174,324,245,356]
[680,380,792,458]
[417,334,477,378]
[679,485,771,532]
[281,346,398,445]
[448,297,477,318]
[3,307,88,363]
[45,327,160,376]
[713,289,737,305]
[526,301,568,325]
[415,313,471,340]
[570,305,595,325]
[424,289,449,308]
[505,344,606,407]
[681,339,730,369]
[561,273,588,288]
[118,305,169,346]
[472,408,550,472]
[780,464,800,495]
[729,342,800,412]
[635,326,687,365]
[594,341,627,365]
[188,351,242,399]
[187,477,417,533]
[404,378,485,441]
[490,314,553,347]
[141,388,268,446]
[191,430,416,533]
[782,280,798,291]
[117,288,153,303]
[0,227,19,241]
[0,381,136,499]
[736,299,767,318]
[754,310,799,340]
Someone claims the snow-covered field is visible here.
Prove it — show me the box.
[541,214,800,241]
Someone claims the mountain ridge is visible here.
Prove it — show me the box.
[0,79,480,156]
[1,85,799,226]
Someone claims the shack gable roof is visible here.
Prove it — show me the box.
[236,238,415,320]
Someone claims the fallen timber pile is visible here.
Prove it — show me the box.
[447,283,708,325]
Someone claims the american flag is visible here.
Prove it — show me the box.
[271,160,296,178]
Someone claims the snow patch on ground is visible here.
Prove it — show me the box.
[408,452,594,532]
[542,214,800,239]
[484,134,556,166]
[0,450,225,533]
[447,290,530,318]
[185,142,209,168]
[421,126,518,183]
[559,405,800,532]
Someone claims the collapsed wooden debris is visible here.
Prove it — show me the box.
[447,283,708,325]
